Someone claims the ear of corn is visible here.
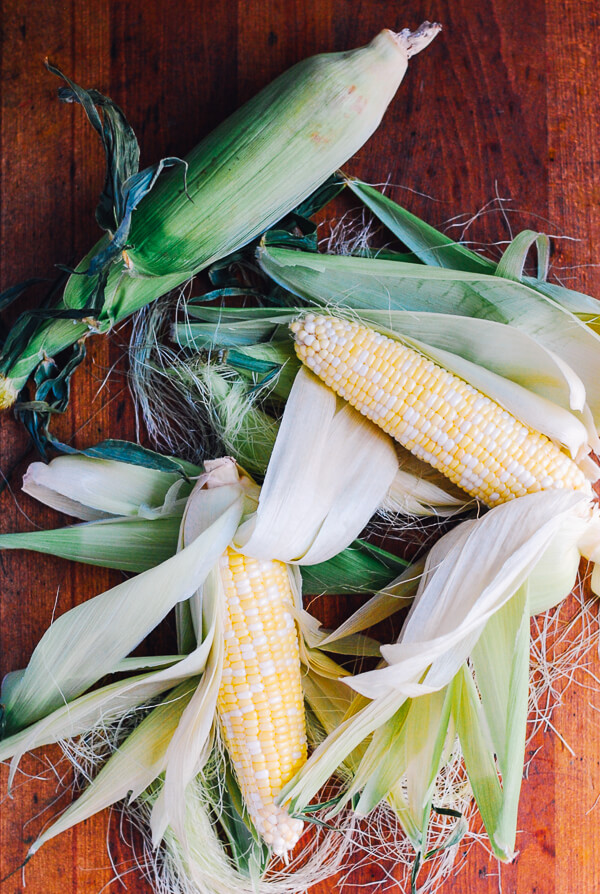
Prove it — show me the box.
[174,299,593,460]
[292,314,591,506]
[119,25,440,279]
[217,547,306,856]
[0,24,440,405]
[258,238,600,434]
[1,385,402,869]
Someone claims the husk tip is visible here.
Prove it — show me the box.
[391,21,442,58]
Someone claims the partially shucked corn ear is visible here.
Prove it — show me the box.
[0,373,403,886]
[292,314,594,507]
[257,225,600,454]
[0,23,440,406]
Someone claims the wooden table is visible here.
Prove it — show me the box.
[1,1,600,891]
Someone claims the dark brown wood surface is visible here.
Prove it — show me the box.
[2,1,600,891]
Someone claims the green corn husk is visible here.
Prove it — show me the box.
[256,182,600,434]
[129,180,600,518]
[0,24,440,408]
[1,445,408,595]
[0,515,183,573]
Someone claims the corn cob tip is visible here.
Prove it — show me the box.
[390,21,442,58]
[0,375,18,410]
[254,804,304,857]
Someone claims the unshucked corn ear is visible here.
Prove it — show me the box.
[292,314,593,507]
[0,23,440,405]
[121,24,440,279]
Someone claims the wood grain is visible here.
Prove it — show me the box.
[2,1,600,892]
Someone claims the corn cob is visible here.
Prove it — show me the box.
[0,23,440,406]
[291,314,590,507]
[216,546,306,856]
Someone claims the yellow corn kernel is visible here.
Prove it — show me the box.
[292,314,590,507]
[217,547,307,856]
